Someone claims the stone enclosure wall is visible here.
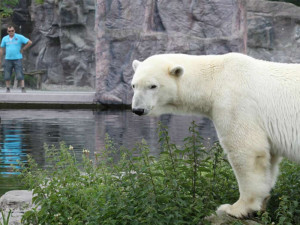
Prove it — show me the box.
[2,0,300,104]
[95,0,300,105]
[95,0,247,104]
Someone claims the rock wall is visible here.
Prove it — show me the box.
[95,0,300,105]
[2,0,96,87]
[247,0,300,63]
[29,0,96,87]
[95,0,247,104]
[2,0,299,100]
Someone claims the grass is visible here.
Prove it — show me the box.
[0,210,12,225]
[16,122,300,225]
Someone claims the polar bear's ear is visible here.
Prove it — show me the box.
[169,65,184,77]
[132,60,141,72]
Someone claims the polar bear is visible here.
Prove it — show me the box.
[131,52,300,218]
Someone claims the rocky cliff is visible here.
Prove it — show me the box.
[95,0,300,105]
[2,0,300,104]
[95,0,247,104]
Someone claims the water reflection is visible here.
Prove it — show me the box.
[0,109,218,196]
[95,112,218,154]
[1,124,25,175]
[0,123,27,195]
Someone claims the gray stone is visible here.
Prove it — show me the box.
[204,211,262,225]
[247,0,300,63]
[95,0,247,105]
[0,190,34,225]
[20,0,96,87]
[94,0,300,105]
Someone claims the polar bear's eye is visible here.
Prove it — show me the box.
[132,84,135,89]
[150,85,157,89]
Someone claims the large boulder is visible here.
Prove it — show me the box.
[0,190,34,225]
[204,211,262,225]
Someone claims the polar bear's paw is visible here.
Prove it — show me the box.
[217,203,254,218]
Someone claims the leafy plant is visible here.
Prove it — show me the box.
[34,0,45,4]
[260,159,300,224]
[0,209,12,225]
[19,122,238,224]
[0,0,19,18]
[0,0,47,18]
[18,122,300,224]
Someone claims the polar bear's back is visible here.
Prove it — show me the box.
[199,53,300,161]
[231,54,300,160]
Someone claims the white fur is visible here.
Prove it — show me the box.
[131,53,300,218]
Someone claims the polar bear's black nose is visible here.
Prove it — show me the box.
[132,108,145,116]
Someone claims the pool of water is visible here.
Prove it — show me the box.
[0,109,218,196]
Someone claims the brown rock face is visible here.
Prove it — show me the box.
[95,0,247,105]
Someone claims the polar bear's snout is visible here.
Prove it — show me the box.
[131,92,149,116]
[131,88,155,116]
[132,108,145,116]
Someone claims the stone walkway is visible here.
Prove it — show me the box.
[0,89,97,108]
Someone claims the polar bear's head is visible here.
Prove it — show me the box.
[131,55,184,116]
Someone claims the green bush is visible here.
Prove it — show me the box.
[260,159,300,225]
[19,122,238,224]
[0,209,12,225]
[19,122,300,224]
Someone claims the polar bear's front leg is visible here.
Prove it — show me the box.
[217,134,273,218]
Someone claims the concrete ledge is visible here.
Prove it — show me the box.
[0,90,131,109]
[0,91,96,104]
[0,91,102,109]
